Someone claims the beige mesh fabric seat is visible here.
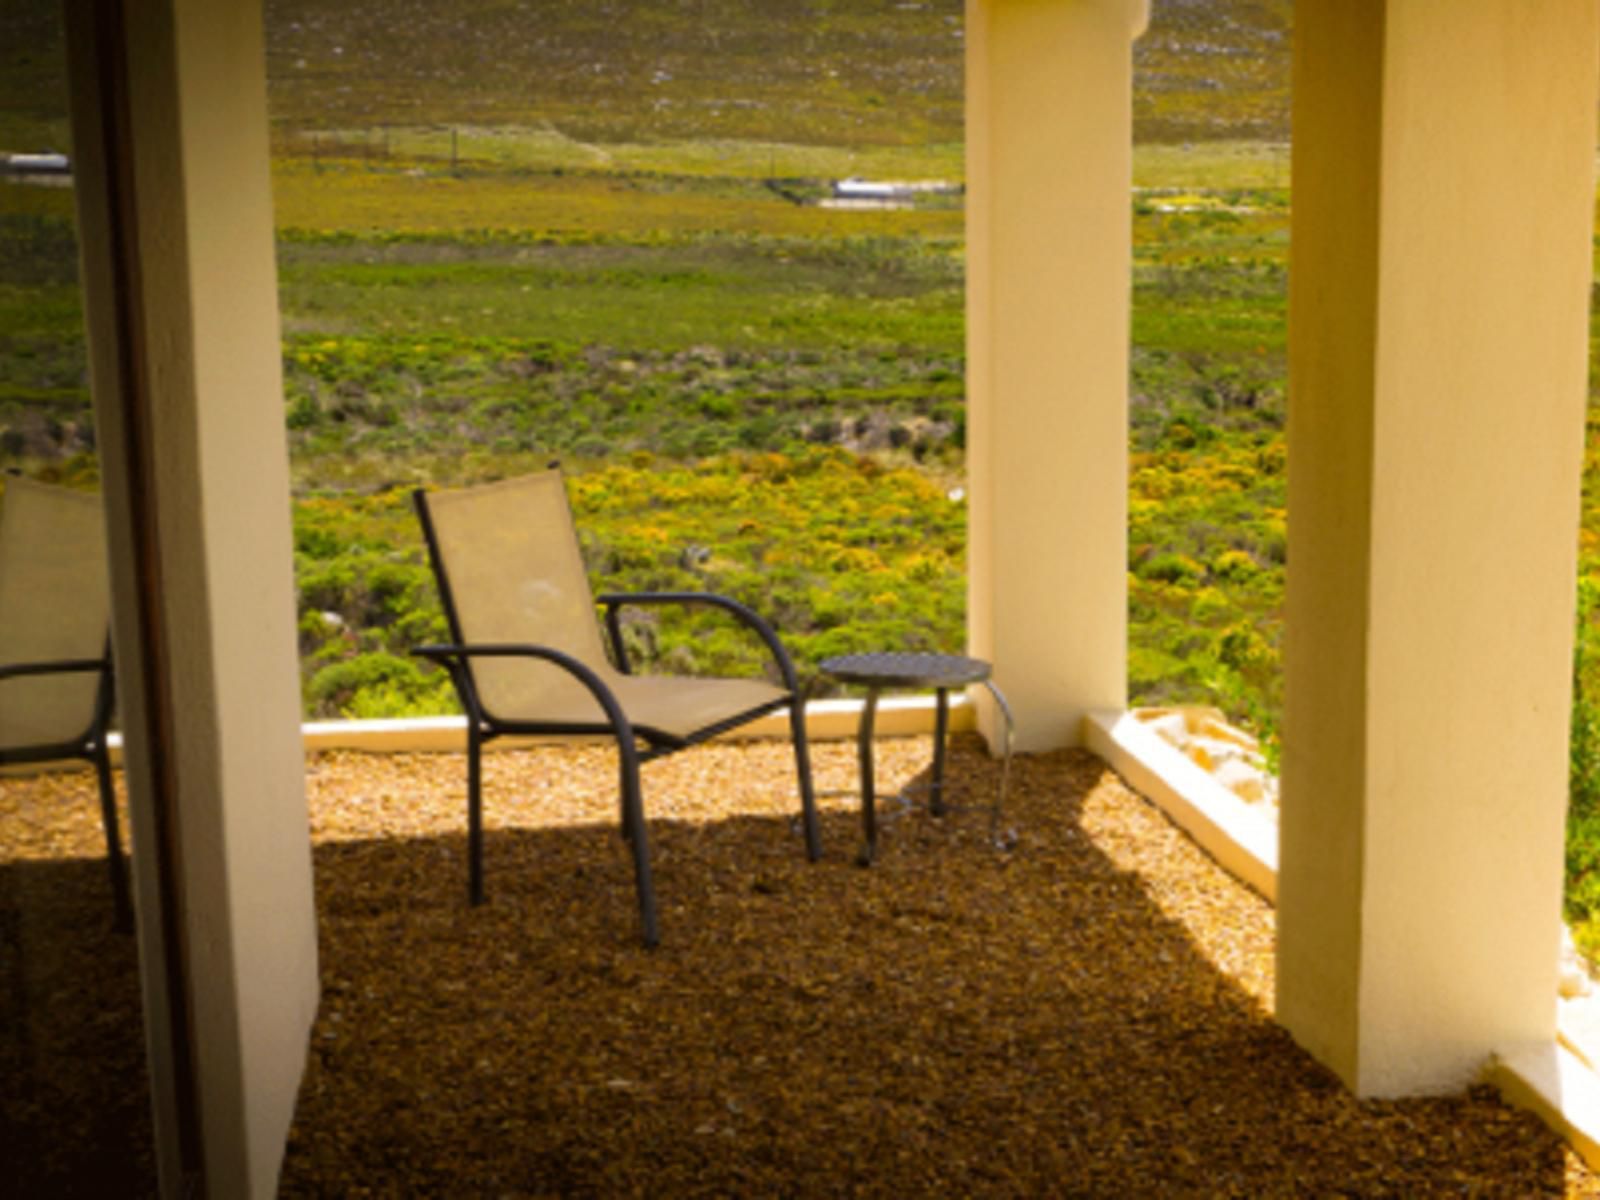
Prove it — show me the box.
[0,477,129,929]
[412,469,821,947]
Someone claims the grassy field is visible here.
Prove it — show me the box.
[0,170,1285,728]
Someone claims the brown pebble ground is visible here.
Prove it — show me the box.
[5,737,1599,1195]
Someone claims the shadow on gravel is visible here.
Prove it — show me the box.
[0,850,155,1196]
[273,742,1577,1196]
[1,742,1581,1196]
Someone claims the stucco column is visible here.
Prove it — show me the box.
[1280,0,1599,1096]
[63,0,319,1193]
[964,0,1146,752]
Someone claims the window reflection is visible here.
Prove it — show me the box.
[0,1,156,1191]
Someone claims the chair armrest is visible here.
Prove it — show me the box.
[0,657,109,682]
[411,642,636,741]
[595,592,800,692]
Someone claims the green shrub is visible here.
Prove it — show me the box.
[286,391,321,431]
[346,675,459,719]
[1568,576,1600,955]
[298,557,360,613]
[307,651,439,717]
[1139,552,1207,586]
[1210,548,1259,583]
[1215,623,1274,674]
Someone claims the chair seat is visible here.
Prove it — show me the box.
[0,676,100,753]
[0,477,128,929]
[609,673,788,741]
[483,669,787,742]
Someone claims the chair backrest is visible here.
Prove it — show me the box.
[0,478,111,753]
[418,471,616,723]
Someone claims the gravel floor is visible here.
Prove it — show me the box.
[1,766,153,1194]
[5,738,1600,1195]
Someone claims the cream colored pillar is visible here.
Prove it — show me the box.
[965,0,1146,752]
[1280,0,1598,1096]
[63,0,319,1194]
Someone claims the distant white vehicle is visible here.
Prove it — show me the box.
[2,153,71,175]
[833,177,910,201]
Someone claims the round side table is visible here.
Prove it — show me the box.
[818,651,1015,865]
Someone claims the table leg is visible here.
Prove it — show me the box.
[856,687,881,866]
[983,679,1017,849]
[930,686,949,816]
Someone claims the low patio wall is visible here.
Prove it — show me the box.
[299,694,970,754]
[0,694,971,774]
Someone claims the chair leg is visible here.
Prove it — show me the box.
[467,725,485,906]
[856,689,882,867]
[789,700,822,861]
[929,687,950,817]
[619,767,639,843]
[93,745,132,933]
[617,749,659,948]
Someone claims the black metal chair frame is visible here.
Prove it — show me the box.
[0,644,131,931]
[411,485,821,948]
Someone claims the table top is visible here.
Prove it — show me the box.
[818,651,992,689]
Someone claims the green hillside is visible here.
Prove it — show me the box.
[0,0,1291,153]
[1137,1,1291,143]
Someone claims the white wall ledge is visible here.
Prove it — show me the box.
[1488,1043,1600,1167]
[300,694,969,753]
[0,694,973,772]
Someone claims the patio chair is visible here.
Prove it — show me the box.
[0,476,129,931]
[412,469,821,947]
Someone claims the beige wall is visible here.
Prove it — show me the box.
[64,0,319,1194]
[1281,0,1599,1095]
[965,0,1146,752]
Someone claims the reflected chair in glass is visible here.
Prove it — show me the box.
[0,477,129,931]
